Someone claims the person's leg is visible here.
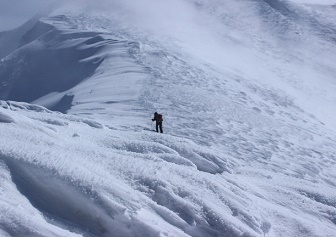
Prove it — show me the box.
[156,123,159,132]
[159,123,163,133]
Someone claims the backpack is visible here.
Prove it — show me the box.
[158,114,163,122]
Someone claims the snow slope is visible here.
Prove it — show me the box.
[1,0,336,236]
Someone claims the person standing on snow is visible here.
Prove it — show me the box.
[152,112,163,133]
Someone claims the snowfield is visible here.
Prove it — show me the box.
[1,0,336,236]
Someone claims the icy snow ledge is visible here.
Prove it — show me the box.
[0,18,105,103]
[0,110,14,123]
[3,158,157,237]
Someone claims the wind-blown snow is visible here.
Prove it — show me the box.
[0,0,336,237]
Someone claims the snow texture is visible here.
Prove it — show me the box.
[0,0,336,236]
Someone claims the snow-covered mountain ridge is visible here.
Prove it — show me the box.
[1,0,336,236]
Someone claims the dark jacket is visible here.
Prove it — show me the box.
[152,113,163,123]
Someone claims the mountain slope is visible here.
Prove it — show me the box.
[1,98,336,237]
[1,0,336,237]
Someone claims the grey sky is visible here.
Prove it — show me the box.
[0,0,55,31]
[288,0,336,3]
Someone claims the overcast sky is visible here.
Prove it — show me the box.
[0,0,55,31]
[289,0,336,3]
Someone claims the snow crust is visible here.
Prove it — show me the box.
[1,0,336,236]
[1,100,335,237]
